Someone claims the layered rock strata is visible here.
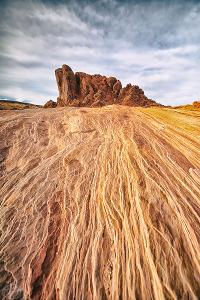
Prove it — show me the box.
[1,106,200,299]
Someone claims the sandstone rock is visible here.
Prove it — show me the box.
[1,106,200,299]
[55,65,161,107]
[107,76,117,89]
[119,84,158,107]
[193,101,200,108]
[55,65,78,106]
[43,100,57,108]
[113,80,122,98]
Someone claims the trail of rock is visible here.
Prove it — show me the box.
[0,106,200,299]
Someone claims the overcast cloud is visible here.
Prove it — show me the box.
[0,0,200,105]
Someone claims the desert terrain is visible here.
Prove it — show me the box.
[0,100,41,111]
[0,104,200,299]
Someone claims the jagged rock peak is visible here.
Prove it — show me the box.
[54,64,161,107]
[43,99,57,108]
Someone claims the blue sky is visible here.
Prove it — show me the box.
[0,0,200,105]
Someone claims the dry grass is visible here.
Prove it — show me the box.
[174,101,200,111]
[0,105,200,299]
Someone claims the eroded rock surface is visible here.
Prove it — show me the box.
[55,64,160,107]
[43,100,57,108]
[193,101,200,108]
[1,106,200,299]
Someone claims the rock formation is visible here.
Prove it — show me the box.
[1,105,200,299]
[43,100,57,108]
[193,101,200,108]
[55,64,160,107]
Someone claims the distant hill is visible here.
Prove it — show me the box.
[0,99,41,110]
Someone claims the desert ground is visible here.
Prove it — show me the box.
[0,105,200,299]
[0,100,41,111]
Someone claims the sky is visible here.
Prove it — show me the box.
[0,0,200,105]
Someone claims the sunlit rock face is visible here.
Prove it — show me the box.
[0,105,200,299]
[193,101,200,108]
[55,64,160,107]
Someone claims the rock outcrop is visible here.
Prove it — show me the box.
[1,106,200,299]
[55,64,160,107]
[43,100,57,108]
[193,101,200,108]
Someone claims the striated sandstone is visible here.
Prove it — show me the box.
[0,105,200,299]
[55,64,160,107]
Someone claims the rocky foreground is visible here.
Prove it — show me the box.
[0,105,200,299]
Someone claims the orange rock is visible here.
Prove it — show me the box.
[193,101,200,108]
[55,65,78,106]
[55,65,161,107]
[43,100,57,108]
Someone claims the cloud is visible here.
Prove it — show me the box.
[0,0,200,105]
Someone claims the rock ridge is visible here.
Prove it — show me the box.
[54,64,161,107]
